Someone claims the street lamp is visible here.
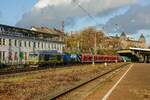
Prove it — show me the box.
[92,32,97,65]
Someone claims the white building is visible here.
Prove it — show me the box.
[0,24,65,65]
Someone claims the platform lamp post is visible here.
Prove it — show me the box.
[92,32,97,65]
[91,48,95,65]
[77,41,80,53]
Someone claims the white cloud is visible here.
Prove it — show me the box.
[34,0,72,9]
[16,0,136,30]
[34,0,135,9]
[104,4,150,34]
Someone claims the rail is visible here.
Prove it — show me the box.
[49,63,130,100]
[0,63,97,76]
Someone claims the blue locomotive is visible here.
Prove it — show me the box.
[63,53,81,64]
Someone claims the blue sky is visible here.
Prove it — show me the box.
[0,0,36,25]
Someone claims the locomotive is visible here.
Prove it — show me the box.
[28,50,122,66]
[28,50,63,66]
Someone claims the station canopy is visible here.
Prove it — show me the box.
[117,47,150,55]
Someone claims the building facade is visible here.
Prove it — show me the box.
[0,24,65,65]
[119,32,146,49]
[97,32,147,50]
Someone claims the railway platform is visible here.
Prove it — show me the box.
[86,63,150,100]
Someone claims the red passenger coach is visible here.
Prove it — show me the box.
[81,54,93,63]
[81,54,122,63]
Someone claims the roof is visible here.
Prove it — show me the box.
[117,48,150,55]
[109,36,120,39]
[139,34,145,39]
[117,50,132,54]
[129,47,150,52]
[120,32,126,37]
[127,39,142,43]
[0,24,60,37]
[31,26,64,36]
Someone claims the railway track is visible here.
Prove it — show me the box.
[0,63,86,76]
[0,65,49,76]
[0,63,121,77]
[49,63,130,100]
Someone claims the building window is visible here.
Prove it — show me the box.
[40,42,42,48]
[0,27,3,33]
[26,41,28,47]
[48,43,50,49]
[9,52,13,60]
[29,41,31,47]
[38,42,40,48]
[0,38,2,45]
[36,42,38,48]
[14,52,18,60]
[0,51,1,62]
[52,44,54,49]
[45,43,47,49]
[51,44,53,49]
[45,43,48,49]
[9,39,11,46]
[42,43,43,49]
[14,40,17,46]
[20,41,22,47]
[58,45,60,50]
[33,42,36,48]
[54,44,56,49]
[44,43,46,49]
[56,44,57,49]
[3,39,5,45]
[3,51,5,61]
[50,44,52,49]
[24,41,26,47]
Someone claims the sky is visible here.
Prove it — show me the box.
[0,0,150,45]
[0,0,37,25]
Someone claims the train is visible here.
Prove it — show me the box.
[27,50,123,66]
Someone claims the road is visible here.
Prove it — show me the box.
[86,63,150,100]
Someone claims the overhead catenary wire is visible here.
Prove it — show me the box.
[72,0,98,25]
[72,0,108,35]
